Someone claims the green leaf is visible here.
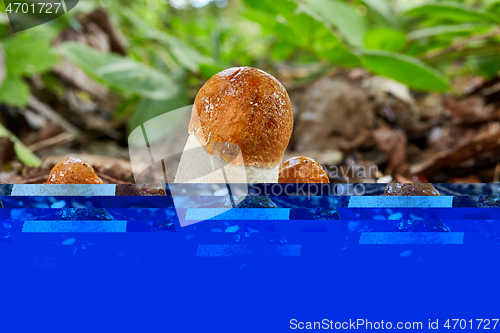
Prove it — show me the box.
[3,33,59,76]
[364,28,407,52]
[164,37,211,72]
[242,0,296,16]
[286,12,313,48]
[127,94,189,142]
[408,23,492,40]
[360,50,451,92]
[59,42,178,100]
[199,63,225,79]
[146,32,212,72]
[361,0,397,26]
[0,124,8,137]
[271,40,296,60]
[243,8,278,34]
[243,0,308,47]
[115,96,141,119]
[299,0,368,47]
[243,0,360,66]
[13,141,41,167]
[470,55,500,79]
[0,123,41,167]
[311,23,361,67]
[119,8,214,72]
[405,2,500,24]
[0,75,30,107]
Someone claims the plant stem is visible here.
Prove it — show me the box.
[419,27,500,63]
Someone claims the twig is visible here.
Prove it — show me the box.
[433,184,465,196]
[26,132,74,152]
[20,175,49,184]
[419,27,500,61]
[481,81,500,96]
[96,173,129,184]
[27,95,81,137]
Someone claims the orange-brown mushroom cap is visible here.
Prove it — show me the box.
[384,183,440,196]
[115,184,166,196]
[279,156,330,183]
[46,157,104,184]
[189,67,294,168]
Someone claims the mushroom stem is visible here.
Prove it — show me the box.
[174,133,279,183]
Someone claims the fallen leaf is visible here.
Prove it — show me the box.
[450,175,481,183]
[411,122,500,175]
[445,95,498,124]
[373,126,407,174]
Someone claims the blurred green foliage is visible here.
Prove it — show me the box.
[1,0,500,164]
[1,32,59,106]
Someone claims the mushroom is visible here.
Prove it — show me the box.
[175,67,294,183]
[45,157,167,196]
[17,157,125,231]
[115,184,166,196]
[277,157,338,219]
[45,157,114,223]
[278,156,330,183]
[46,157,104,184]
[383,183,451,232]
[12,156,115,196]
[384,183,440,196]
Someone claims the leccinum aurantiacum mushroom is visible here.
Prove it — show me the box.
[175,67,294,183]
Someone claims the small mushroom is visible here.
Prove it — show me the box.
[45,157,117,225]
[384,183,440,196]
[278,156,330,183]
[47,157,103,184]
[384,183,450,232]
[115,184,166,196]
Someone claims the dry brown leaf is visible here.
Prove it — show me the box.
[290,73,374,152]
[411,122,500,175]
[445,95,498,124]
[373,127,407,174]
[450,175,481,183]
[415,93,447,121]
[394,174,413,183]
